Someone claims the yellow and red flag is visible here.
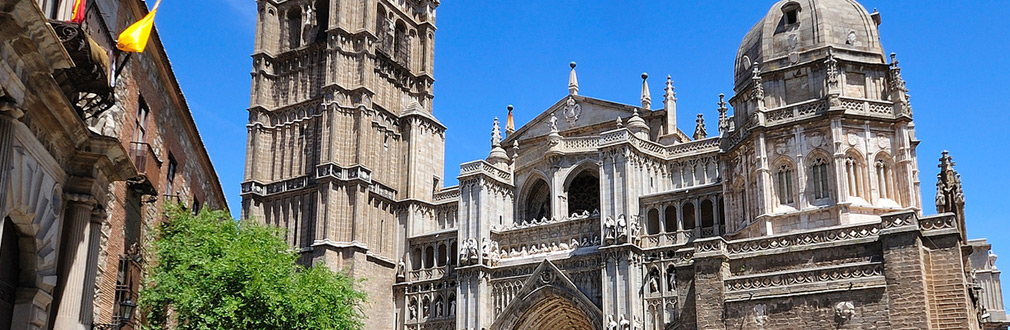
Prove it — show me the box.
[69,0,86,23]
[116,0,162,53]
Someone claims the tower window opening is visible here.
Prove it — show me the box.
[782,2,801,25]
[812,158,831,200]
[776,164,795,205]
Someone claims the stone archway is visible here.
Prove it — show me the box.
[1,144,65,330]
[490,260,603,330]
[510,287,597,330]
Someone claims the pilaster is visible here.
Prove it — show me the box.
[691,237,729,330]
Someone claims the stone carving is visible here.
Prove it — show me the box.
[549,112,559,132]
[409,301,417,320]
[607,315,618,330]
[616,116,623,128]
[834,301,855,324]
[619,314,631,329]
[754,303,769,326]
[563,96,582,126]
[846,133,859,146]
[846,30,857,46]
[396,258,406,280]
[616,215,628,243]
[604,216,617,244]
[876,134,890,150]
[459,238,480,266]
[808,131,825,149]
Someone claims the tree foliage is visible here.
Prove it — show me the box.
[140,206,365,330]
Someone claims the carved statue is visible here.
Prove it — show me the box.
[409,302,417,320]
[570,238,580,249]
[549,113,559,132]
[607,315,618,330]
[449,298,456,315]
[467,239,479,264]
[619,314,630,329]
[396,258,406,280]
[617,215,628,243]
[648,274,659,293]
[604,217,616,242]
[435,299,444,317]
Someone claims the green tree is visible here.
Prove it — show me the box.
[140,206,365,330]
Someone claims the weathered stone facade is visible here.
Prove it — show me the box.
[0,0,228,329]
[243,0,1008,329]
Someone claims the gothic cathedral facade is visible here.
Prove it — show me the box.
[241,0,1008,329]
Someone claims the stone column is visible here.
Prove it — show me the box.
[0,112,17,217]
[80,208,105,326]
[53,195,96,330]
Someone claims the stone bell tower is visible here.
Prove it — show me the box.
[240,0,445,328]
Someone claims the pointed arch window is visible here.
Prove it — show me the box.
[875,159,894,200]
[845,156,864,198]
[776,164,795,205]
[812,158,831,200]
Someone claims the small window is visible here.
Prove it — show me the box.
[782,2,801,25]
[875,159,893,200]
[845,156,862,198]
[812,158,831,200]
[777,164,795,205]
[166,153,177,198]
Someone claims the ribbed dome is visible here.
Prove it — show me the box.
[735,0,884,86]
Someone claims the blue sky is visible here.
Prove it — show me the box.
[154,0,1009,304]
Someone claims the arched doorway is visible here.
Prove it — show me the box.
[512,293,596,330]
[490,260,602,330]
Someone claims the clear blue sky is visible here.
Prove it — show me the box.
[154,0,1009,304]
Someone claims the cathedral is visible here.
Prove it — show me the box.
[239,0,1008,329]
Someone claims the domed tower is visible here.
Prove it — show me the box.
[722,0,921,236]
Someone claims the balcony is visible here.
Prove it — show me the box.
[49,20,115,122]
[127,142,161,194]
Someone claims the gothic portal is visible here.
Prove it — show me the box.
[241,0,1009,329]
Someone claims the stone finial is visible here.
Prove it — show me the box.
[512,140,519,159]
[889,53,912,116]
[693,113,707,140]
[825,47,840,92]
[568,62,579,95]
[717,93,730,135]
[936,150,967,241]
[505,105,515,135]
[640,72,651,109]
[663,75,677,135]
[491,117,502,147]
[616,116,623,128]
[627,108,649,139]
[750,62,766,110]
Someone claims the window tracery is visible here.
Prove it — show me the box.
[776,164,795,205]
[812,157,831,200]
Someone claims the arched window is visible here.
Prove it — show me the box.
[424,246,434,269]
[664,206,677,233]
[875,156,895,200]
[646,209,660,235]
[287,8,302,49]
[437,244,447,267]
[566,170,600,215]
[845,154,864,198]
[314,0,329,42]
[781,2,801,25]
[682,203,696,230]
[394,21,408,64]
[701,200,715,229]
[776,164,795,205]
[522,179,551,222]
[811,157,831,200]
[411,248,421,270]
